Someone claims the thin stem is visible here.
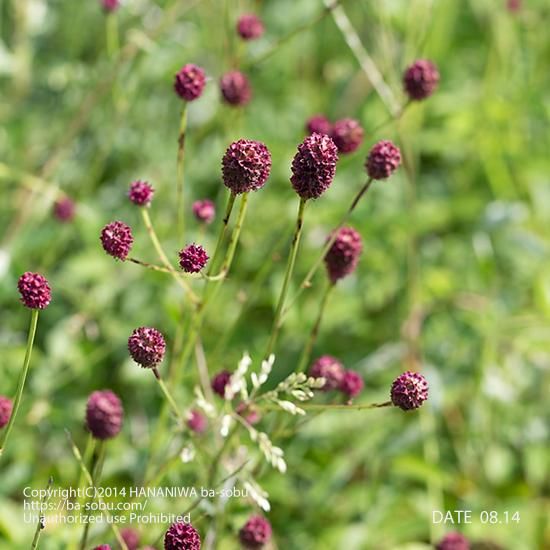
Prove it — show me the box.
[206,192,236,277]
[297,281,334,372]
[30,476,53,549]
[370,100,411,135]
[176,104,188,243]
[264,198,307,357]
[106,12,119,59]
[0,309,39,457]
[152,368,185,424]
[266,401,393,412]
[127,257,172,274]
[140,208,199,304]
[284,178,373,316]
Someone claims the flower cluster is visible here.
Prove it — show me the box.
[0,396,13,429]
[85,390,123,440]
[179,244,209,273]
[18,272,51,309]
[100,221,133,260]
[390,371,429,411]
[222,139,272,194]
[237,14,264,40]
[324,226,363,283]
[308,356,364,400]
[174,64,206,101]
[220,70,252,106]
[128,180,155,206]
[128,326,166,368]
[164,521,201,550]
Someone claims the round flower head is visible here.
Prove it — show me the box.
[174,64,206,102]
[324,226,363,283]
[236,402,261,425]
[53,196,75,222]
[128,180,155,207]
[93,545,111,550]
[436,532,470,550]
[164,521,201,550]
[290,133,338,200]
[187,409,207,434]
[340,370,364,399]
[506,0,521,11]
[365,140,401,180]
[179,244,209,273]
[306,114,332,136]
[18,272,51,310]
[331,118,364,154]
[390,371,429,411]
[222,139,272,194]
[403,59,440,101]
[211,370,231,398]
[192,199,215,224]
[85,390,123,440]
[101,0,119,12]
[0,396,13,429]
[239,515,272,549]
[237,14,264,40]
[128,327,166,369]
[220,70,252,106]
[100,221,133,260]
[309,355,344,391]
[120,528,140,550]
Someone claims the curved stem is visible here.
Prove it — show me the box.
[127,257,172,274]
[266,401,393,412]
[31,476,52,549]
[176,104,188,244]
[264,198,307,358]
[106,12,119,59]
[152,368,185,425]
[0,309,39,457]
[206,192,236,277]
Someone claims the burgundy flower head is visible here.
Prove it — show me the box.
[222,139,272,194]
[239,515,272,549]
[53,197,76,222]
[340,370,364,399]
[192,199,216,224]
[403,59,440,101]
[309,355,344,391]
[211,370,231,398]
[93,545,111,550]
[120,527,140,550]
[506,0,521,12]
[128,180,155,206]
[291,133,338,200]
[324,226,363,283]
[128,327,166,369]
[436,532,470,550]
[101,0,119,12]
[366,140,401,180]
[179,244,209,273]
[220,71,252,106]
[237,14,264,40]
[390,371,429,411]
[18,272,51,310]
[164,521,201,550]
[306,115,332,136]
[331,118,364,154]
[100,221,133,260]
[0,396,13,429]
[236,402,261,425]
[174,64,206,102]
[187,409,207,434]
[86,390,123,440]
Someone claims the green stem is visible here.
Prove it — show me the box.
[296,281,334,372]
[264,198,307,358]
[30,476,53,549]
[152,368,184,425]
[127,257,172,274]
[0,309,39,457]
[176,104,188,243]
[106,12,119,59]
[267,401,392,412]
[206,192,236,277]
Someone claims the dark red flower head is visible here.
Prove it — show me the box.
[187,409,207,434]
[53,197,76,222]
[120,527,140,550]
[128,327,166,369]
[331,118,364,154]
[164,521,201,550]
[18,272,51,310]
[222,139,272,194]
[436,532,470,550]
[100,221,133,260]
[365,140,401,180]
[192,200,216,224]
[390,371,429,411]
[290,133,338,200]
[86,390,123,440]
[237,14,264,40]
[220,71,252,106]
[340,370,364,399]
[239,515,272,549]
[506,0,521,11]
[324,226,363,283]
[0,396,13,429]
[211,370,231,398]
[128,180,155,206]
[306,115,332,136]
[308,355,344,391]
[236,402,261,425]
[101,0,119,12]
[179,244,209,273]
[174,64,206,102]
[93,545,111,550]
[403,59,440,101]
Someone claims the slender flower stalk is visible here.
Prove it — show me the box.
[152,368,185,424]
[30,476,52,549]
[297,281,334,372]
[206,193,237,277]
[176,103,188,242]
[106,12,119,59]
[0,309,39,457]
[127,257,172,273]
[265,198,307,357]
[264,401,392,411]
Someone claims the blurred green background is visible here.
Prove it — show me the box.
[0,0,549,548]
